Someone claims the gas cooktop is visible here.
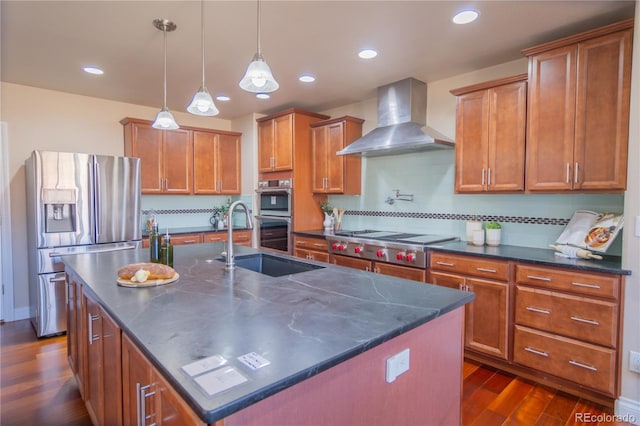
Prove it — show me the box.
[326,230,459,268]
[332,230,458,245]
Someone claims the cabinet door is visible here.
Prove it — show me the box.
[526,45,576,191]
[273,114,293,171]
[466,277,509,359]
[325,122,346,193]
[330,255,372,271]
[455,90,489,192]
[156,370,206,426]
[574,29,631,191]
[217,133,241,194]
[311,126,329,192]
[193,131,218,194]
[66,278,79,376]
[374,262,426,282]
[487,81,526,192]
[84,294,104,425]
[258,120,275,172]
[429,270,467,292]
[131,123,164,194]
[163,129,193,194]
[122,334,155,426]
[101,308,122,426]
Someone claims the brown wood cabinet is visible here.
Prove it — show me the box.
[193,130,241,195]
[429,252,509,360]
[143,229,252,248]
[66,276,83,397]
[451,74,527,193]
[122,334,205,426]
[122,118,193,194]
[310,116,363,194]
[82,290,123,426]
[256,109,330,232]
[513,263,623,397]
[293,234,330,262]
[523,19,633,192]
[330,254,426,282]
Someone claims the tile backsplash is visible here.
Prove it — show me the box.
[329,150,624,255]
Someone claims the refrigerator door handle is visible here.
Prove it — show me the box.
[94,160,101,242]
[49,242,139,258]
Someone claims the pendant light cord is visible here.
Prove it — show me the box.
[163,22,168,109]
[200,0,206,87]
[256,0,261,55]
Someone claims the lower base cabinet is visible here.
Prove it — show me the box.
[122,333,205,426]
[330,254,426,282]
[67,272,206,425]
[293,235,329,262]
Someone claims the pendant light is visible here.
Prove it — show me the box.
[187,0,219,116]
[239,0,279,93]
[152,19,179,130]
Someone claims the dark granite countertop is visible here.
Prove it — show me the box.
[142,226,250,237]
[294,230,630,275]
[62,243,473,423]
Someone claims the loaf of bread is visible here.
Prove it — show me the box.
[117,263,176,280]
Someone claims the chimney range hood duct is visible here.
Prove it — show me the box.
[337,77,454,157]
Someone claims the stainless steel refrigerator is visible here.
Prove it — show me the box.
[25,150,142,337]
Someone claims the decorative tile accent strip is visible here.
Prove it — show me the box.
[143,208,217,215]
[344,210,570,226]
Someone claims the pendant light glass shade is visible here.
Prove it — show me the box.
[239,0,278,93]
[152,19,179,130]
[187,0,219,116]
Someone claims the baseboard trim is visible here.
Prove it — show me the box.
[616,397,640,425]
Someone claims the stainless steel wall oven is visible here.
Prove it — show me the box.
[256,179,292,253]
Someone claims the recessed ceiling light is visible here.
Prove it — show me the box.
[299,74,316,83]
[452,10,479,25]
[256,93,270,99]
[83,66,104,75]
[358,49,378,59]
[216,95,230,101]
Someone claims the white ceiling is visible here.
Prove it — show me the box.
[1,1,636,120]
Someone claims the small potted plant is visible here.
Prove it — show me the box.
[319,200,334,231]
[485,221,502,246]
[217,198,233,229]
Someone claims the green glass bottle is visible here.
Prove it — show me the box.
[161,231,173,267]
[149,223,161,263]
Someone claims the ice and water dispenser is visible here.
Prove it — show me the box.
[42,188,77,233]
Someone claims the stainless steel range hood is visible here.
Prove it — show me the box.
[337,77,454,157]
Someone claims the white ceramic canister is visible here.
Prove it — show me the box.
[466,221,483,243]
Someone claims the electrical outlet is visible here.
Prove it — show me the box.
[630,351,640,373]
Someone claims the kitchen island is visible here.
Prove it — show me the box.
[63,243,473,425]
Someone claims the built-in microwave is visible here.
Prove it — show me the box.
[256,179,292,217]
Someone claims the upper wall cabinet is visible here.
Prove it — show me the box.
[193,130,241,195]
[451,74,527,193]
[122,118,193,194]
[311,116,364,194]
[523,19,633,193]
[257,109,329,174]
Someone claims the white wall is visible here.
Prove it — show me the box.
[618,4,640,420]
[1,82,233,316]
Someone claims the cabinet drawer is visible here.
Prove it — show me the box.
[515,286,617,348]
[430,252,509,281]
[293,235,328,252]
[516,264,619,299]
[514,325,616,395]
[203,232,227,243]
[171,233,203,245]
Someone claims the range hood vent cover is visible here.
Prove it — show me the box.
[337,78,454,157]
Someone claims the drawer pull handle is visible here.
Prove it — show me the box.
[527,275,551,282]
[569,360,597,371]
[570,316,599,326]
[436,261,455,267]
[313,243,325,248]
[183,239,197,243]
[476,267,497,273]
[526,306,551,315]
[524,347,549,357]
[571,281,601,289]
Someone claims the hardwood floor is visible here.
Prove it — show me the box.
[0,319,633,426]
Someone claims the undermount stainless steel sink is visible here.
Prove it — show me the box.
[218,253,325,277]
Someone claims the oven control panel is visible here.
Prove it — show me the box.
[327,239,427,268]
